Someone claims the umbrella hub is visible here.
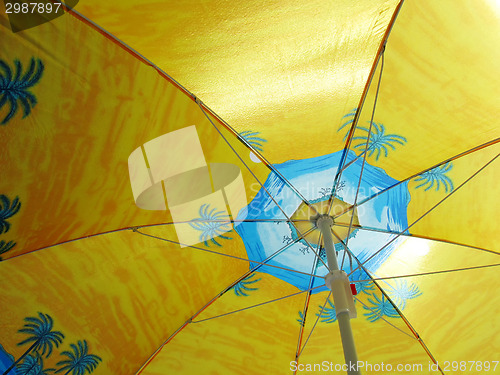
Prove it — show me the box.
[313,213,335,227]
[289,198,360,249]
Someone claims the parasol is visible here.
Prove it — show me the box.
[1,0,499,374]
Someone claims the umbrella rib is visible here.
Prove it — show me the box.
[329,50,385,225]
[348,152,500,275]
[135,269,264,374]
[332,231,355,273]
[327,0,405,213]
[3,226,134,261]
[137,219,310,226]
[191,285,323,324]
[340,247,347,270]
[328,80,368,207]
[293,256,320,370]
[349,138,500,213]
[64,5,193,97]
[134,228,324,279]
[368,281,444,373]
[353,297,417,340]
[338,239,445,373]
[296,291,333,359]
[354,263,500,283]
[196,100,330,270]
[0,220,305,261]
[334,149,371,178]
[57,0,335,284]
[332,223,500,256]
[194,100,320,217]
[233,133,321,218]
[134,230,324,374]
[331,234,422,350]
[66,5,320,227]
[13,142,494,262]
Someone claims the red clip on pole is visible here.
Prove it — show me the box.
[350,283,357,296]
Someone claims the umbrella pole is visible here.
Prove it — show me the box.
[316,215,361,375]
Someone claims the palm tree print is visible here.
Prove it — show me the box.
[0,240,16,260]
[318,187,332,198]
[297,311,305,327]
[231,274,261,297]
[414,162,454,192]
[318,182,345,198]
[239,131,267,152]
[338,108,357,132]
[350,271,375,295]
[282,235,293,245]
[17,353,55,375]
[0,58,44,125]
[17,313,64,357]
[316,298,337,323]
[349,122,407,161]
[362,293,400,322]
[55,340,101,375]
[189,204,232,247]
[0,195,21,234]
[4,313,64,375]
[385,280,422,310]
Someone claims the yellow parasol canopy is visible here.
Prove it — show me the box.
[1,1,499,374]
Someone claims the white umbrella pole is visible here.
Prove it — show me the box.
[317,215,361,375]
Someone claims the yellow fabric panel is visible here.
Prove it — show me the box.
[353,142,500,250]
[0,11,197,256]
[0,226,249,373]
[338,0,500,254]
[0,10,273,259]
[377,237,500,367]
[140,273,304,374]
[297,290,439,375]
[1,0,499,374]
[353,0,500,182]
[406,144,500,250]
[74,0,400,163]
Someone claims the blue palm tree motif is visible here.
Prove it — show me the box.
[0,240,16,260]
[318,187,332,198]
[316,299,337,323]
[355,279,375,295]
[350,122,407,161]
[297,311,305,327]
[3,313,65,375]
[337,108,357,132]
[318,182,345,199]
[17,353,55,375]
[0,58,44,125]
[414,162,454,192]
[17,313,65,358]
[298,246,310,255]
[363,293,400,322]
[282,235,293,245]
[188,204,232,247]
[0,195,21,234]
[385,280,422,310]
[55,340,101,375]
[350,271,375,295]
[239,130,267,152]
[231,274,261,297]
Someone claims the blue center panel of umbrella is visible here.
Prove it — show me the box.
[235,150,411,293]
